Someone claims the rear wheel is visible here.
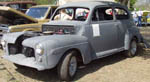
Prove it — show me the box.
[126,39,138,57]
[57,51,78,81]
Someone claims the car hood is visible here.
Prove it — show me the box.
[22,35,68,48]
[22,35,88,48]
[0,6,38,23]
[22,35,52,48]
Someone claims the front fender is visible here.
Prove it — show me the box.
[38,35,93,68]
[2,32,25,44]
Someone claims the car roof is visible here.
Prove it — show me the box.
[58,1,125,9]
[31,5,58,8]
[0,1,36,5]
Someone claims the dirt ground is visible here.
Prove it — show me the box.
[1,27,150,82]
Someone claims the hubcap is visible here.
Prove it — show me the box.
[69,56,77,77]
[131,41,137,55]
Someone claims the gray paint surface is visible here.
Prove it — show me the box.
[2,1,144,71]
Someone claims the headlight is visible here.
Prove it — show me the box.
[1,40,6,47]
[35,44,44,55]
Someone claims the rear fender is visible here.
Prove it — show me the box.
[124,29,143,50]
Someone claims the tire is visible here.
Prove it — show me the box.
[57,51,78,81]
[125,39,138,57]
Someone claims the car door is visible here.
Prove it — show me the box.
[88,6,119,56]
[113,7,130,48]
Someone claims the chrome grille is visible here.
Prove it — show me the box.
[22,47,35,57]
[8,44,35,57]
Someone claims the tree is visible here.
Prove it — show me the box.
[34,0,56,5]
[115,0,137,10]
[115,0,129,6]
[130,0,137,10]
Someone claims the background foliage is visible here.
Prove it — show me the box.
[0,0,57,5]
[1,0,138,11]
[115,0,137,10]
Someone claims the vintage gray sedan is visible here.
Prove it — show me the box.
[1,1,144,81]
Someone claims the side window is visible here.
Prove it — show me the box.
[9,4,19,10]
[52,8,74,20]
[19,4,28,13]
[114,7,129,20]
[92,7,113,21]
[75,8,89,21]
[20,4,27,9]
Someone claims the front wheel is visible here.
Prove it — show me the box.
[57,51,78,81]
[126,39,138,57]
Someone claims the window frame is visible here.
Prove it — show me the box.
[90,6,115,22]
[114,7,130,20]
[46,7,57,19]
[51,7,90,21]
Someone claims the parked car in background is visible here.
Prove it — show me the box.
[0,1,36,13]
[1,1,144,81]
[0,5,58,35]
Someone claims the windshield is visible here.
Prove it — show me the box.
[26,7,48,19]
[52,7,89,21]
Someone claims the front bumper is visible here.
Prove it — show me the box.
[2,54,47,71]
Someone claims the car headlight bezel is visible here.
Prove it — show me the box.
[35,44,44,55]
